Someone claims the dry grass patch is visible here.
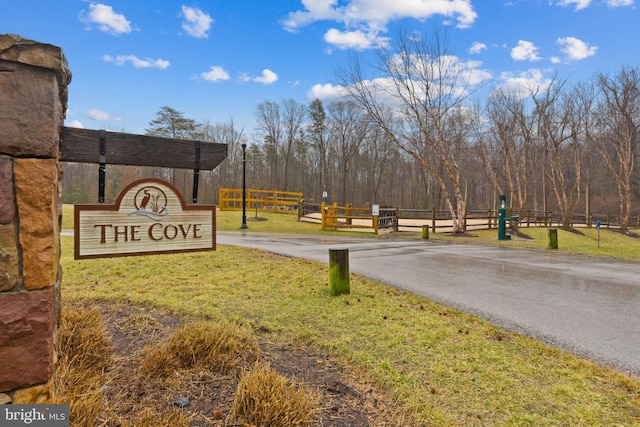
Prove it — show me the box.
[53,303,198,426]
[117,407,194,427]
[53,302,112,425]
[231,360,321,427]
[119,313,163,331]
[55,301,384,425]
[139,319,260,377]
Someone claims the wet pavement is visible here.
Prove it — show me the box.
[218,231,640,377]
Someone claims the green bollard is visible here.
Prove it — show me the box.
[422,225,429,240]
[548,228,558,249]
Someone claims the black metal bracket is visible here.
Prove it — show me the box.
[98,130,106,203]
[192,141,201,204]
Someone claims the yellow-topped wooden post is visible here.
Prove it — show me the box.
[325,203,338,230]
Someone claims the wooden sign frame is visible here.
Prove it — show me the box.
[74,178,215,260]
[60,127,227,170]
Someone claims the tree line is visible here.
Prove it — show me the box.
[62,33,639,233]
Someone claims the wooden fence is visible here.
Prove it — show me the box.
[320,204,398,233]
[219,188,303,215]
[299,201,640,234]
[398,208,640,232]
[299,202,398,234]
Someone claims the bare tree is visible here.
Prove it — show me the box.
[337,28,479,233]
[198,118,245,191]
[574,81,599,219]
[255,101,282,189]
[326,100,369,205]
[361,125,398,205]
[565,82,597,225]
[594,67,640,232]
[479,89,534,219]
[254,100,307,191]
[281,99,307,190]
[537,80,585,228]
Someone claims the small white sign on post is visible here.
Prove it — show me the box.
[372,204,380,216]
[74,178,216,260]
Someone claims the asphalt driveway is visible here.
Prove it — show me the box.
[218,231,640,377]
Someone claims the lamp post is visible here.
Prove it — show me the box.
[241,138,248,229]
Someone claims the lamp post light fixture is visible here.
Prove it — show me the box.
[241,138,248,229]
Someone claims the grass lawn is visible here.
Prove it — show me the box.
[450,226,640,260]
[60,206,640,425]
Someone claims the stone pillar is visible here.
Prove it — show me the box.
[0,34,71,403]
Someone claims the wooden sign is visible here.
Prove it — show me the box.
[74,178,215,260]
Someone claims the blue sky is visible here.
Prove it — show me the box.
[2,0,638,138]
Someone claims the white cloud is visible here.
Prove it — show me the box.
[497,69,552,98]
[606,0,633,6]
[283,0,477,50]
[424,55,492,95]
[66,120,84,129]
[200,66,230,82]
[239,69,278,84]
[558,0,633,7]
[323,28,378,50]
[464,60,492,85]
[307,83,348,101]
[181,5,213,38]
[469,42,487,54]
[557,36,597,60]
[81,3,132,35]
[309,54,490,104]
[253,69,278,85]
[87,109,121,121]
[285,0,477,29]
[511,40,541,61]
[283,0,350,30]
[103,54,170,69]
[557,0,591,10]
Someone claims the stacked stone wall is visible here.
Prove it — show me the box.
[0,34,70,404]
